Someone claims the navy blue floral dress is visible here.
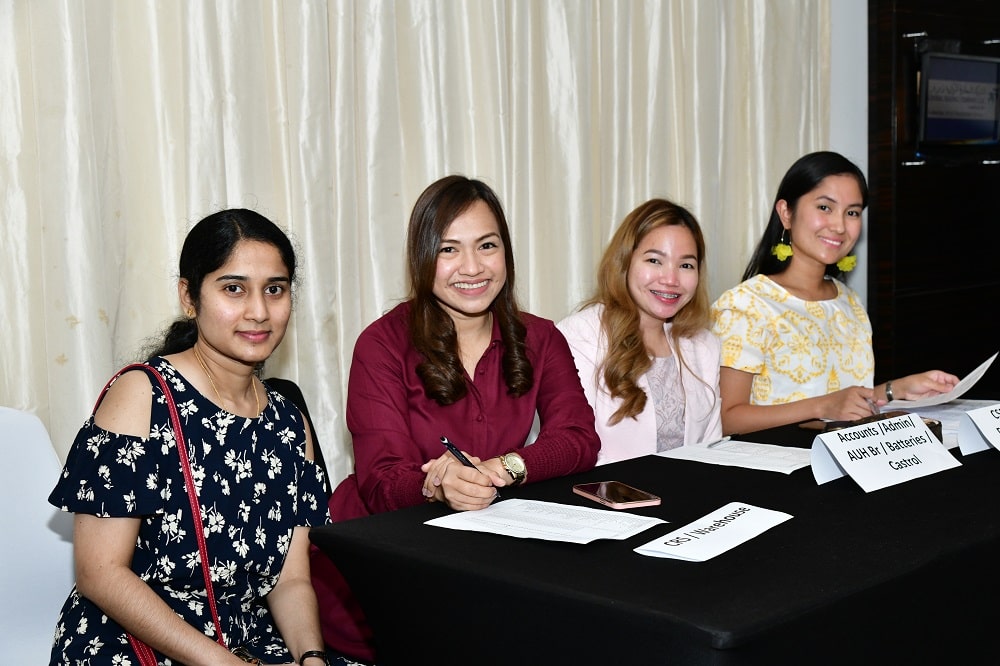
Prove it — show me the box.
[48,358,330,665]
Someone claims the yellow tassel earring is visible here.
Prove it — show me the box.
[836,255,857,272]
[771,229,792,261]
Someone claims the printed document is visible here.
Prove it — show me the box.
[886,351,997,410]
[424,498,665,544]
[658,440,811,474]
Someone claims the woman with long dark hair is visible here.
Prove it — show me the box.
[311,176,599,663]
[711,152,958,435]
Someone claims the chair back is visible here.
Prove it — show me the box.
[0,407,74,663]
[265,378,333,494]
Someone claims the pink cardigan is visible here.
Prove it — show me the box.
[557,304,723,464]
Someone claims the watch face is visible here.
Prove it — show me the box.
[505,453,525,474]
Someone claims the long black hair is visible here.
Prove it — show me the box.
[742,151,869,281]
[146,208,296,358]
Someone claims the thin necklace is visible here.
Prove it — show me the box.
[192,346,261,416]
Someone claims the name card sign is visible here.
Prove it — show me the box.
[811,412,960,492]
[958,403,1000,455]
[633,502,792,561]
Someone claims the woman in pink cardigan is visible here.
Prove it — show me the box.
[558,198,722,464]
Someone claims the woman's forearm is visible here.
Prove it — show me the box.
[267,527,326,662]
[720,397,826,435]
[267,576,325,662]
[74,513,243,665]
[78,564,241,666]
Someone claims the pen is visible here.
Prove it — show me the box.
[706,436,731,448]
[440,436,479,469]
[866,397,880,416]
[440,436,501,499]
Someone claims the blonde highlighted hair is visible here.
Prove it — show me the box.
[587,198,712,424]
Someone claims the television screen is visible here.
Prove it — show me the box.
[919,52,1000,145]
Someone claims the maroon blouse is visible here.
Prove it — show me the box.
[330,301,600,521]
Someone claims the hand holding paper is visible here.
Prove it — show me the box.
[885,352,997,410]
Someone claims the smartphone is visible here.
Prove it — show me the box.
[572,481,661,509]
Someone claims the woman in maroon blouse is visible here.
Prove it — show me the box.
[311,175,600,663]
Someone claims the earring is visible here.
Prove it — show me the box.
[185,308,195,318]
[836,255,857,272]
[771,229,793,262]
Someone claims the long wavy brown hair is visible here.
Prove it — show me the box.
[587,198,712,424]
[407,175,532,405]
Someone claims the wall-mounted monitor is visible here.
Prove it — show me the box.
[919,52,1000,145]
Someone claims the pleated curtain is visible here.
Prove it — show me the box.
[0,0,828,483]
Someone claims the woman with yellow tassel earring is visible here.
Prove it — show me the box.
[710,151,958,435]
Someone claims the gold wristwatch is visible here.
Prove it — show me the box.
[498,451,527,486]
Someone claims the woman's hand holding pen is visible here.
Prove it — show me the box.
[818,386,884,422]
[815,370,958,423]
[420,451,506,511]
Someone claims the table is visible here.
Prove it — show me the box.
[310,424,1000,664]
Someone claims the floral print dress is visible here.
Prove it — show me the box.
[48,357,330,665]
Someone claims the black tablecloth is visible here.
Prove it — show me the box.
[311,425,1000,664]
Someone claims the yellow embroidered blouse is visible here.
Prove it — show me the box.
[710,274,875,405]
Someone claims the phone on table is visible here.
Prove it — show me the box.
[572,481,661,509]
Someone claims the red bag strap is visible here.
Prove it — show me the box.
[96,363,227,656]
[127,634,157,666]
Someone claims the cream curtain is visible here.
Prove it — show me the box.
[0,0,828,484]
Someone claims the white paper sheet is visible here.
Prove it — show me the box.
[657,440,811,474]
[634,502,792,561]
[885,352,997,410]
[424,498,665,544]
[907,399,999,449]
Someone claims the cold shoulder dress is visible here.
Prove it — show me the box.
[48,357,330,664]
